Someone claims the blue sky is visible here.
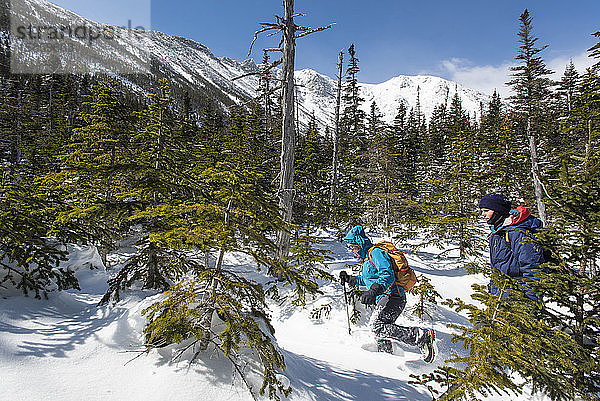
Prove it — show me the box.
[51,0,600,96]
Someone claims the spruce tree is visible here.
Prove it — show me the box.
[0,74,84,298]
[403,95,427,199]
[589,30,600,69]
[478,92,529,198]
[336,43,367,222]
[507,9,554,222]
[363,101,397,231]
[423,93,482,260]
[0,180,79,298]
[557,61,580,113]
[391,98,429,244]
[408,274,441,321]
[99,80,190,302]
[425,100,450,178]
[0,78,22,179]
[529,61,600,399]
[141,99,331,401]
[294,113,330,229]
[341,44,366,153]
[50,77,133,245]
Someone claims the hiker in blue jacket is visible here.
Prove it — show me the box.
[339,225,436,363]
[478,193,545,301]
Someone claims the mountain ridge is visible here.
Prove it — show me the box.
[5,0,491,129]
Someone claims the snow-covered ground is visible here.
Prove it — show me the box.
[0,231,550,400]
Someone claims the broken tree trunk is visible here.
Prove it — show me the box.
[275,0,297,262]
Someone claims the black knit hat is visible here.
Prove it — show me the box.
[478,193,512,215]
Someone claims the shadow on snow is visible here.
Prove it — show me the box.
[0,293,140,358]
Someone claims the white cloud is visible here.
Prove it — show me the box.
[440,57,514,99]
[546,51,595,80]
[440,51,595,100]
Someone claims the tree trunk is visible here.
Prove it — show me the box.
[198,247,224,351]
[199,199,232,351]
[144,241,158,289]
[263,52,271,139]
[48,84,54,136]
[329,50,343,209]
[384,173,390,236]
[9,91,22,180]
[527,117,547,223]
[275,0,297,262]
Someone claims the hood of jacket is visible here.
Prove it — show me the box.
[343,225,373,259]
[502,214,544,233]
[492,206,543,235]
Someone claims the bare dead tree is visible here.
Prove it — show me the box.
[260,50,272,138]
[328,50,343,209]
[249,0,333,263]
[527,117,547,223]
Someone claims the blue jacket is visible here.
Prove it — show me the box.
[488,212,545,300]
[343,225,404,301]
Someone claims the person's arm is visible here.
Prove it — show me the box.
[369,248,396,290]
[355,274,366,288]
[514,231,544,281]
[491,233,520,277]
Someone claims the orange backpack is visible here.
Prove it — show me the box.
[367,241,418,291]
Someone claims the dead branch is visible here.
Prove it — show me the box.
[249,26,282,56]
[123,349,147,365]
[435,247,460,258]
[236,84,285,108]
[534,170,563,208]
[232,71,261,81]
[231,59,282,82]
[295,23,334,39]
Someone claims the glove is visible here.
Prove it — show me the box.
[339,271,356,286]
[360,283,384,305]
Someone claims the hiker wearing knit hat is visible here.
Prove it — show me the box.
[478,193,545,301]
[478,193,513,233]
[478,193,512,215]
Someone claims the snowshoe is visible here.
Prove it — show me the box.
[417,328,437,363]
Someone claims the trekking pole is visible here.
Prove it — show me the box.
[342,281,352,335]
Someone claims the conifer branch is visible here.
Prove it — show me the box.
[435,247,460,258]
[123,349,147,365]
[208,337,259,401]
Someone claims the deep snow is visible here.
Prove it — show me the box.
[1,232,550,401]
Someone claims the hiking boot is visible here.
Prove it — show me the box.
[417,328,436,363]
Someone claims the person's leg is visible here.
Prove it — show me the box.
[371,294,420,351]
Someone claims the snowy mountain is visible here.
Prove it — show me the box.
[5,0,490,128]
[5,0,262,107]
[295,69,490,130]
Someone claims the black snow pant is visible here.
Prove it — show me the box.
[371,294,420,353]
